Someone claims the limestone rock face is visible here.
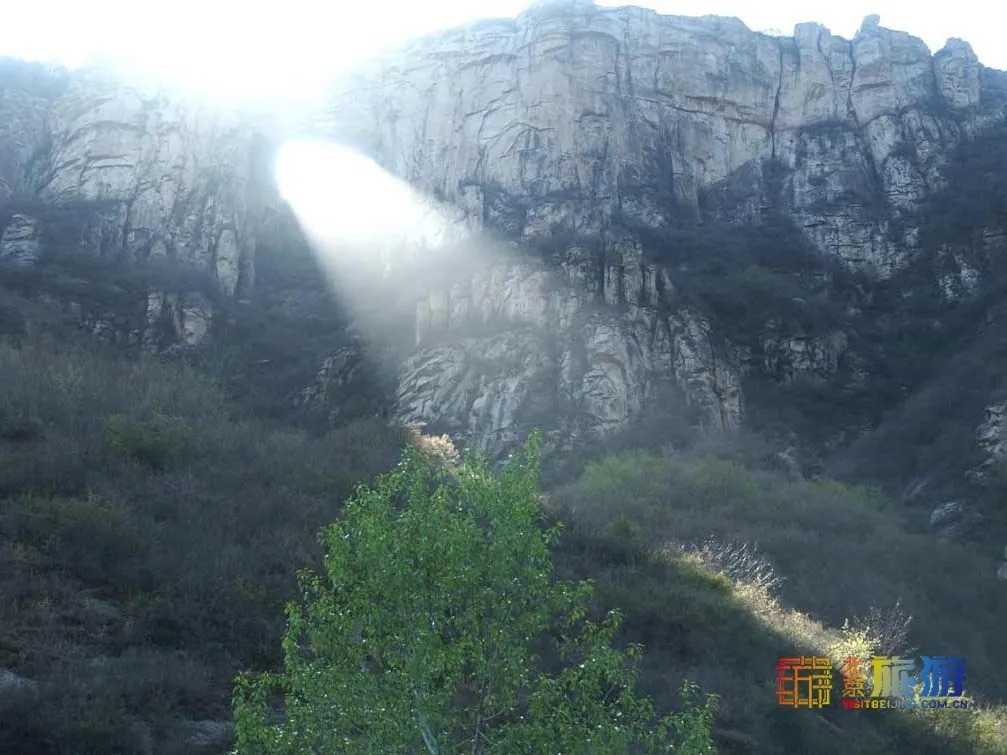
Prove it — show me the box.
[0,214,41,264]
[319,4,1006,277]
[302,3,1007,453]
[396,247,740,456]
[929,500,982,539]
[143,292,212,349]
[978,403,1007,459]
[967,402,1007,483]
[934,40,982,110]
[0,64,265,345]
[41,72,261,296]
[761,329,849,384]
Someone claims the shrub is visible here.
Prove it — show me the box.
[0,493,144,584]
[852,600,915,657]
[682,456,765,509]
[668,680,720,754]
[0,297,26,341]
[0,649,216,755]
[828,619,881,697]
[101,412,193,470]
[0,409,43,443]
[688,536,783,597]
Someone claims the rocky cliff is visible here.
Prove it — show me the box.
[320,7,1003,270]
[3,2,1007,466]
[305,3,1007,454]
[0,61,264,346]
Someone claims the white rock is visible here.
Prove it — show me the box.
[0,214,41,265]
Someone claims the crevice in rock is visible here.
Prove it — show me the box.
[845,39,859,126]
[771,38,784,159]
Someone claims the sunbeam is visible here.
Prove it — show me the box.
[274,140,464,277]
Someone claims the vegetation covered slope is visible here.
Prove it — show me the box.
[551,442,1007,753]
[1,279,1005,752]
[0,283,406,753]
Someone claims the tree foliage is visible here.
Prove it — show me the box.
[232,433,717,754]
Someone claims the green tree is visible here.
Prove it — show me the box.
[233,432,717,753]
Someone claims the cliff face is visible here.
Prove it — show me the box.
[320,7,1002,272]
[304,3,1007,453]
[0,62,263,345]
[3,3,1007,461]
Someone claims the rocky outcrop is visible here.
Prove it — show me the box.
[143,291,212,348]
[967,402,1007,483]
[319,4,1007,277]
[0,213,40,264]
[929,500,983,538]
[0,63,265,343]
[391,242,741,455]
[977,403,1006,461]
[181,720,234,750]
[287,3,1007,451]
[934,39,982,110]
[761,328,849,384]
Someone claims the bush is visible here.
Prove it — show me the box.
[0,409,43,443]
[919,123,1007,252]
[0,649,216,755]
[0,313,413,753]
[101,412,193,470]
[0,493,144,584]
[852,600,915,657]
[687,536,783,597]
[0,298,26,342]
[619,212,853,341]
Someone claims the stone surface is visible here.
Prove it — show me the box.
[391,243,741,455]
[0,65,264,308]
[299,344,369,422]
[762,329,849,384]
[967,402,1007,483]
[182,720,234,749]
[929,500,982,538]
[290,4,1007,453]
[139,291,212,349]
[287,4,1007,451]
[0,214,41,264]
[316,4,1007,277]
[934,39,982,110]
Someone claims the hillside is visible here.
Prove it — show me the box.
[1,290,1006,752]
[2,1,1007,752]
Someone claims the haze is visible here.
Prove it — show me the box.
[1,1,1004,103]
